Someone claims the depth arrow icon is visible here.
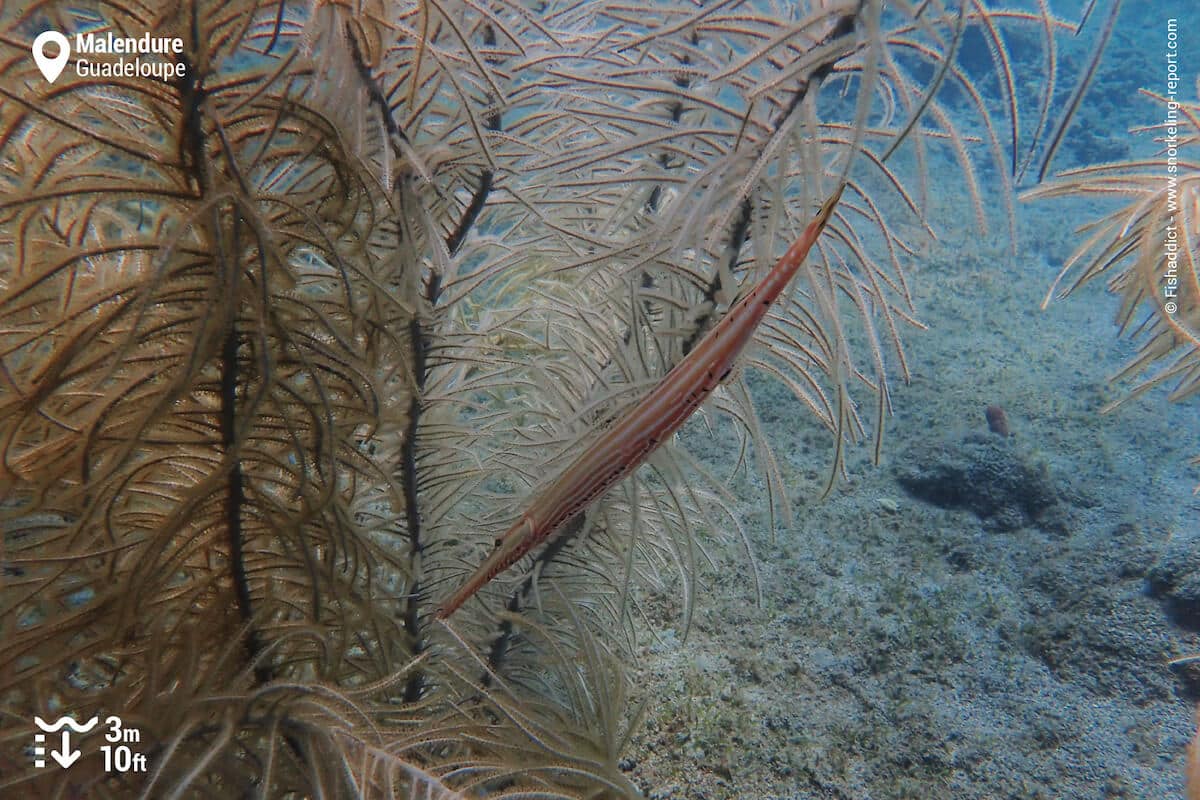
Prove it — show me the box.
[50,730,80,768]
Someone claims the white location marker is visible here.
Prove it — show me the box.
[32,31,70,84]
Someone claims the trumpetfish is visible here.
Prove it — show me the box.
[436,184,844,618]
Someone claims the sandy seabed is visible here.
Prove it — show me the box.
[626,179,1200,799]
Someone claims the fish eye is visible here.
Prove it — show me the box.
[494,536,504,548]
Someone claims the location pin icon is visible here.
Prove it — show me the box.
[32,31,70,84]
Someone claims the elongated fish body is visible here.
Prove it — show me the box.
[436,185,844,618]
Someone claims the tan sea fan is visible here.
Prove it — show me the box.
[0,0,1075,796]
[1024,88,1200,421]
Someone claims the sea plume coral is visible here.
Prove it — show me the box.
[0,0,1070,796]
[1024,86,1199,437]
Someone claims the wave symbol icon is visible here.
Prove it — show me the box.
[34,716,99,733]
